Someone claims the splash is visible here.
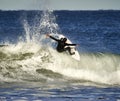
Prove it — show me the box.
[22,10,60,44]
[39,10,59,34]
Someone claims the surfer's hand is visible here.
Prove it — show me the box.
[46,34,50,38]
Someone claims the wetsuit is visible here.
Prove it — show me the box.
[49,36,76,54]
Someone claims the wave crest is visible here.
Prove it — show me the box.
[0,43,120,86]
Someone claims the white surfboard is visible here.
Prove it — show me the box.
[58,34,80,61]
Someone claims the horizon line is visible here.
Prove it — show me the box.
[0,9,120,11]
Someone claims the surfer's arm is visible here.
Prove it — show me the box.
[47,34,59,42]
[66,43,77,46]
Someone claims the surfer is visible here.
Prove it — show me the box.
[46,34,77,55]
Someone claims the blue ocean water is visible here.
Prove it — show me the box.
[0,10,120,101]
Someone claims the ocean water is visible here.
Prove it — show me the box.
[0,10,120,101]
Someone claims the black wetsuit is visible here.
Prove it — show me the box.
[50,36,76,54]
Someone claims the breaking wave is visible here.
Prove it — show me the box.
[0,43,120,86]
[0,10,120,86]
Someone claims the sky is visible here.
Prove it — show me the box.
[0,0,120,10]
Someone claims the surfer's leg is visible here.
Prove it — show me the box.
[64,47,75,55]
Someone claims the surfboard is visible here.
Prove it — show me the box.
[58,34,80,61]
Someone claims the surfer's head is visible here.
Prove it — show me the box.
[60,37,67,42]
[63,38,67,42]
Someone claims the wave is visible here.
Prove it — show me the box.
[0,10,120,86]
[0,42,120,86]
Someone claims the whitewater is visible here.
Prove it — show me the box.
[0,40,120,85]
